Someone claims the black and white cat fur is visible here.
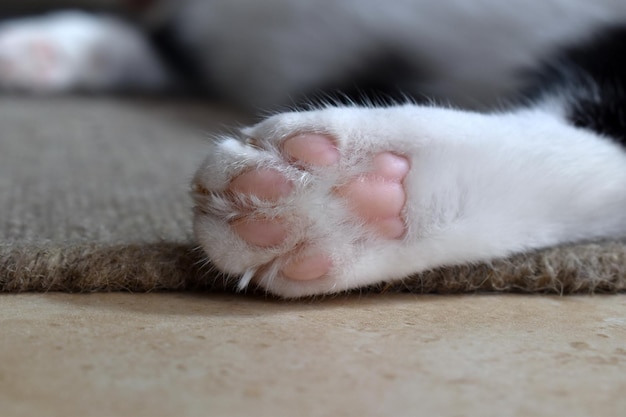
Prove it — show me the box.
[2,0,626,297]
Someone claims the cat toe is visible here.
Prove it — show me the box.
[283,134,340,166]
[336,152,409,239]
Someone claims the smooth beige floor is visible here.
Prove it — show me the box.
[1,293,625,417]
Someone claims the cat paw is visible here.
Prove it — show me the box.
[0,12,168,92]
[193,104,612,297]
[0,22,72,92]
[192,111,412,297]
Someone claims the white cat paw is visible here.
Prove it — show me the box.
[192,104,626,297]
[192,110,412,298]
[0,21,74,92]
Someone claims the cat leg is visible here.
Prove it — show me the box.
[0,11,169,92]
[192,104,626,298]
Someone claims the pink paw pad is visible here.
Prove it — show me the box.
[229,168,292,200]
[281,251,334,281]
[227,134,409,282]
[283,133,340,166]
[336,152,409,239]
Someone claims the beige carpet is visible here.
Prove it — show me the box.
[0,96,237,292]
[1,95,626,295]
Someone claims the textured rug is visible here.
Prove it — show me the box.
[2,96,625,296]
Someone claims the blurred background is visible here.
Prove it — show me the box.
[2,0,624,111]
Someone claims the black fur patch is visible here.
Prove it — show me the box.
[147,23,214,97]
[532,27,626,146]
[569,87,626,145]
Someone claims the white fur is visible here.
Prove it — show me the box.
[192,101,626,297]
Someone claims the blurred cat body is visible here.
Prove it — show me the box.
[2,0,626,109]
